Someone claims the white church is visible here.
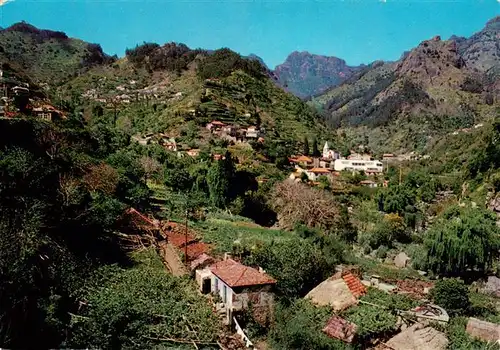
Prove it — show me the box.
[322,142,340,160]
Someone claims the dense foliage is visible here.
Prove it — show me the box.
[0,120,147,347]
[244,236,343,298]
[68,249,219,348]
[197,48,266,80]
[126,42,202,73]
[430,278,471,315]
[424,206,500,276]
[270,300,351,350]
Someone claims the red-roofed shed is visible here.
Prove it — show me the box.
[209,258,276,326]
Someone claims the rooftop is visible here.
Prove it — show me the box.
[309,167,331,174]
[210,259,276,288]
[296,155,313,163]
[322,315,357,343]
[342,273,367,298]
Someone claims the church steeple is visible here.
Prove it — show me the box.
[323,141,330,157]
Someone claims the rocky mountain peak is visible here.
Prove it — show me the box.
[396,37,466,87]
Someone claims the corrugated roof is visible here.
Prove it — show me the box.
[210,259,276,288]
[322,315,357,343]
[342,273,367,298]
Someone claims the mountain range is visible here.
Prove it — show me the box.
[1,16,499,155]
[308,16,500,153]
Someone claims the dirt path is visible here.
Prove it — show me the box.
[158,241,188,276]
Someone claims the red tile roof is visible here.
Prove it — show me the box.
[322,315,357,343]
[210,259,276,288]
[211,120,226,126]
[296,155,313,163]
[342,273,367,298]
[186,242,211,260]
[309,167,331,174]
[360,180,376,184]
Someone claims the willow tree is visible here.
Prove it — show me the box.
[424,206,500,276]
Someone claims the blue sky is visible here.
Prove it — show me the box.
[0,0,498,68]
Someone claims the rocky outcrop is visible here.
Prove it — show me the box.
[395,36,466,88]
[455,16,500,73]
[487,191,500,226]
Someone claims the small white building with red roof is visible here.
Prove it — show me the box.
[208,258,276,325]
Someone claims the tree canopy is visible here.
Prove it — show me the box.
[424,206,500,276]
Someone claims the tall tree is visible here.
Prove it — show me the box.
[424,206,500,276]
[311,137,321,157]
[207,150,234,208]
[302,137,309,156]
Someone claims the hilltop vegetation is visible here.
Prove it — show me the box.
[0,22,112,85]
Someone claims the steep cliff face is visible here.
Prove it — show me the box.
[395,36,466,88]
[456,16,500,73]
[274,51,361,98]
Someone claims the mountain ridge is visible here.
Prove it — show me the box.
[309,16,500,153]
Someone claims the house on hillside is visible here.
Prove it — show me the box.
[359,180,377,188]
[206,120,227,132]
[295,155,313,167]
[159,135,177,151]
[306,272,366,312]
[246,126,260,139]
[347,153,371,161]
[32,104,64,122]
[186,149,200,157]
[12,85,29,96]
[383,153,395,161]
[209,258,276,325]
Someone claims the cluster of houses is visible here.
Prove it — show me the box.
[81,77,195,108]
[450,123,484,135]
[131,132,228,161]
[131,132,178,151]
[0,87,64,121]
[206,120,264,143]
[289,142,386,187]
[0,69,65,121]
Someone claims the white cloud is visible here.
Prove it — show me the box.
[380,0,387,3]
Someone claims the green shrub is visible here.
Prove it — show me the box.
[430,278,470,315]
[375,245,389,259]
[343,303,397,340]
[270,300,351,350]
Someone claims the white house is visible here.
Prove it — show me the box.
[323,142,340,160]
[334,159,383,174]
[209,258,276,325]
[246,126,260,139]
